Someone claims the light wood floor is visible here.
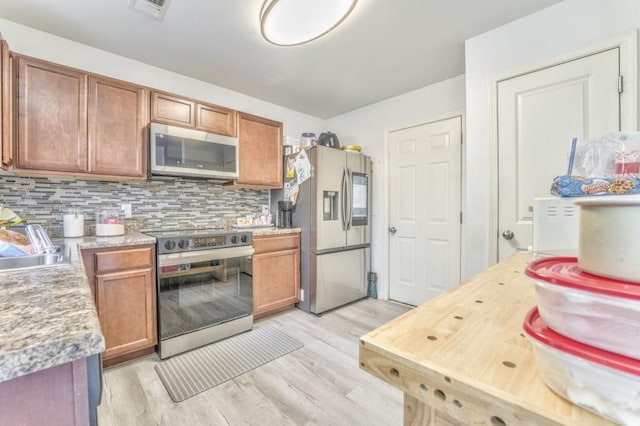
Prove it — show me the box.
[98,298,412,426]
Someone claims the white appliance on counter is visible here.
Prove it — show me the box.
[532,195,631,257]
[532,197,580,257]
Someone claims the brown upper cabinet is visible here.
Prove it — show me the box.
[15,55,148,179]
[150,91,237,137]
[226,112,283,188]
[88,76,147,177]
[1,39,12,169]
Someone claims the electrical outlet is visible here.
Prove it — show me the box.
[261,205,270,215]
[121,203,132,218]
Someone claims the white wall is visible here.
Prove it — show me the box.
[0,18,325,139]
[0,17,467,301]
[327,75,465,298]
[464,0,640,280]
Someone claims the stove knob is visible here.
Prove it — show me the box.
[230,235,238,244]
[178,239,189,249]
[240,235,248,244]
[164,240,176,251]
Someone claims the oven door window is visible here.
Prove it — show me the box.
[158,255,252,340]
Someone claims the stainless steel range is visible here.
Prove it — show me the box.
[145,228,254,359]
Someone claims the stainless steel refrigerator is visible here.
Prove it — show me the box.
[271,145,372,314]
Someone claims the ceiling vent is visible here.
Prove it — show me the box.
[129,0,171,21]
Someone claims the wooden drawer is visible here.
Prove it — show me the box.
[95,246,153,273]
[253,233,299,254]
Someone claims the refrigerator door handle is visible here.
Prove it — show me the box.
[346,167,353,230]
[341,166,348,231]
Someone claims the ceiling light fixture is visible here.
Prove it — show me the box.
[260,0,357,46]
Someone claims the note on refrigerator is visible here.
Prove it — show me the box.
[294,150,312,184]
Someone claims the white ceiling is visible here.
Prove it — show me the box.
[0,0,563,119]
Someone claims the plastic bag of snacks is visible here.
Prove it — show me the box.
[573,132,640,178]
[551,175,640,197]
[552,132,640,196]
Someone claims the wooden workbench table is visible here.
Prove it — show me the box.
[359,253,615,426]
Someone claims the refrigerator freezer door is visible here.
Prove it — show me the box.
[346,152,371,247]
[315,146,347,252]
[312,247,368,314]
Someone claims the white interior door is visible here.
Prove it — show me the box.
[497,48,621,261]
[388,116,461,306]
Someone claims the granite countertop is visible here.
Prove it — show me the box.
[249,227,301,236]
[0,232,155,383]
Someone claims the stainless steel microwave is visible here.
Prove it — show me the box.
[149,122,239,180]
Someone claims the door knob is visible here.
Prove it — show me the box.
[502,230,514,240]
[388,226,397,235]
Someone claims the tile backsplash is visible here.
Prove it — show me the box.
[0,175,269,237]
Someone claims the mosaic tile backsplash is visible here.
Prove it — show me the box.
[0,175,269,237]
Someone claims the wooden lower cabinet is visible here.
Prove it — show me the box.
[252,233,300,320]
[0,358,90,426]
[82,245,157,366]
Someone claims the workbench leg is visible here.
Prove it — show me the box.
[404,393,432,426]
[404,394,467,426]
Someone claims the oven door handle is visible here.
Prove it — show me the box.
[158,246,254,267]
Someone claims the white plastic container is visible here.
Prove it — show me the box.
[575,197,640,283]
[96,209,125,236]
[526,257,640,360]
[524,308,640,425]
[63,211,84,238]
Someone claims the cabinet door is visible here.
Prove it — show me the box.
[96,268,157,360]
[16,56,87,172]
[150,91,195,128]
[236,112,283,187]
[253,248,300,319]
[87,76,148,177]
[196,103,237,136]
[1,40,12,168]
[253,233,299,254]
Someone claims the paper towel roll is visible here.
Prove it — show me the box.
[63,213,84,238]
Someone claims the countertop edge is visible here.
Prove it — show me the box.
[250,227,301,236]
[0,232,155,383]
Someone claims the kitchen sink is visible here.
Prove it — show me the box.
[0,245,71,272]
